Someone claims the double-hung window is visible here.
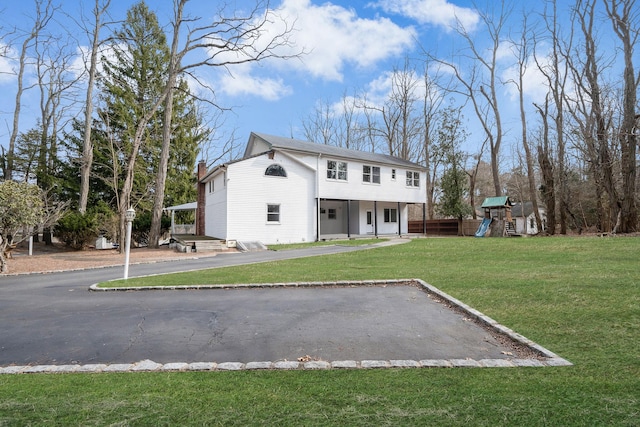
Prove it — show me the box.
[384,208,397,223]
[406,171,420,187]
[327,160,348,181]
[267,204,280,223]
[363,165,380,184]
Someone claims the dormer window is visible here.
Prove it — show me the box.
[265,164,287,177]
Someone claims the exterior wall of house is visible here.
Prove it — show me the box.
[317,158,424,204]
[204,171,228,240]
[245,138,424,204]
[319,200,348,234]
[225,153,316,244]
[356,201,407,235]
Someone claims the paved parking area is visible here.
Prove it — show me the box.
[1,276,571,373]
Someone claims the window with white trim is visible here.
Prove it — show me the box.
[384,208,397,223]
[328,208,337,219]
[267,204,280,223]
[362,165,380,184]
[327,160,348,181]
[208,181,214,193]
[406,171,420,187]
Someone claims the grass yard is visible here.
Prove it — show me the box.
[1,237,638,426]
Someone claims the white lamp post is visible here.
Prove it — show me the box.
[123,207,136,280]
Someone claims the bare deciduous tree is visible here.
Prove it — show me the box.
[77,0,111,214]
[605,0,639,233]
[4,0,56,181]
[148,0,299,248]
[507,11,543,232]
[433,2,511,196]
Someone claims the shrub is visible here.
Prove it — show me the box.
[54,211,98,249]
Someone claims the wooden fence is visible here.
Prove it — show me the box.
[408,219,482,236]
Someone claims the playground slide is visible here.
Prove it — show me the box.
[475,218,492,237]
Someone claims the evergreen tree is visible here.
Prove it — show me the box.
[163,80,207,208]
[91,1,206,247]
[435,105,472,228]
[93,1,170,246]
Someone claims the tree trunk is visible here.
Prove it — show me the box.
[606,0,638,232]
[79,0,108,213]
[149,2,183,248]
[538,145,556,235]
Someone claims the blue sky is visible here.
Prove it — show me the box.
[0,0,594,165]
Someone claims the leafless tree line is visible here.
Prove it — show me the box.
[300,0,639,234]
[1,0,297,250]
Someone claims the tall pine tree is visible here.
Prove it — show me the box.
[92,1,205,248]
[94,1,169,247]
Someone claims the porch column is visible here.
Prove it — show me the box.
[347,200,351,238]
[374,201,378,237]
[398,202,401,235]
[423,203,426,235]
[196,160,207,236]
[316,198,321,241]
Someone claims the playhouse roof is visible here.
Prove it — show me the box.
[481,196,514,208]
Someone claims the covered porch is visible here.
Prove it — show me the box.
[163,202,197,235]
[317,198,425,241]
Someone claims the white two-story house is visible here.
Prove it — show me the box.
[196,132,426,245]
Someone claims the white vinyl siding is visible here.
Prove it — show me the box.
[223,156,316,244]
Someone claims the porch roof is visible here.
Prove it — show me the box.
[164,202,197,212]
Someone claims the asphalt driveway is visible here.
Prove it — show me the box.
[0,242,569,370]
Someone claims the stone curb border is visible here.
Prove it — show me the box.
[3,279,572,374]
[0,356,571,375]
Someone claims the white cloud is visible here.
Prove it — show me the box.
[218,68,292,100]
[375,0,479,32]
[0,42,16,84]
[501,43,551,105]
[277,0,416,80]
[212,0,416,100]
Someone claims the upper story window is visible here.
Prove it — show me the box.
[362,165,380,184]
[406,171,420,187]
[265,164,287,177]
[208,181,214,193]
[327,160,348,181]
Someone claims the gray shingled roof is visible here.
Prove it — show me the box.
[512,202,534,217]
[251,132,424,169]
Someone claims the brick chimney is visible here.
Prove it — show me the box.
[196,160,207,236]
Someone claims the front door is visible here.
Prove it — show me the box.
[366,210,374,234]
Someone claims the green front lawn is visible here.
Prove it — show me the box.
[1,236,638,426]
